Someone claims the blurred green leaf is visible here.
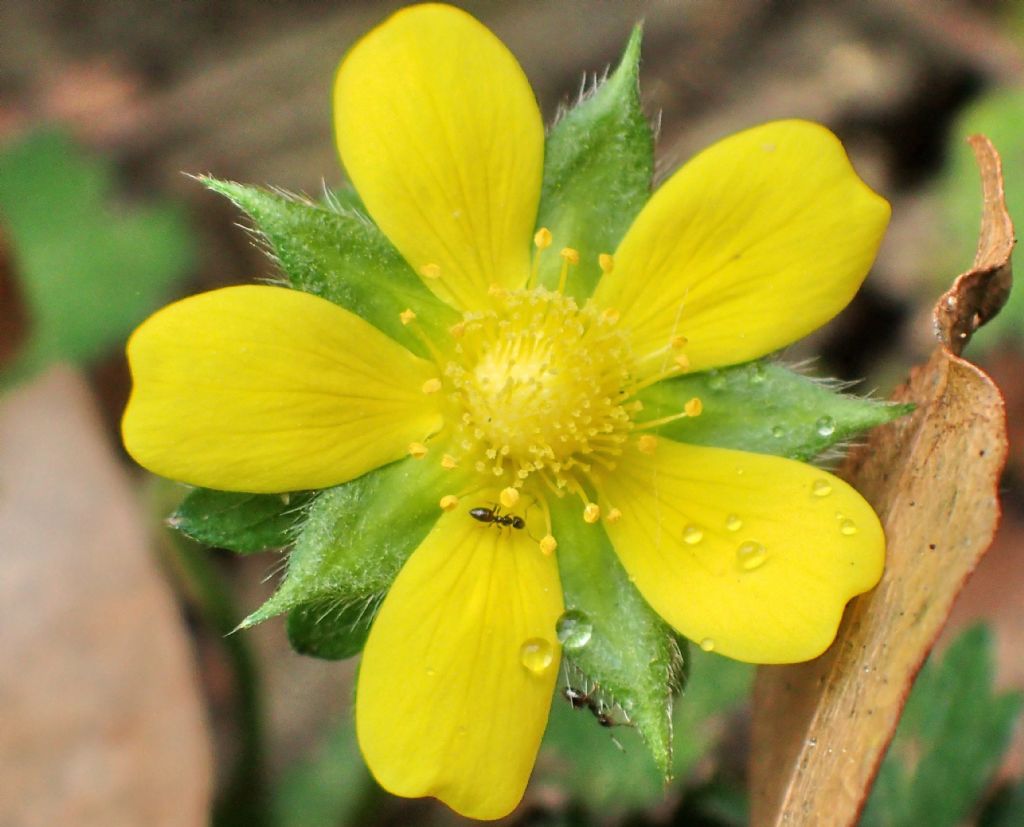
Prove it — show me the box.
[171,488,314,554]
[273,714,380,827]
[860,625,1023,827]
[538,646,752,814]
[639,360,911,461]
[940,87,1024,350]
[0,130,194,384]
[980,779,1024,827]
[536,24,652,300]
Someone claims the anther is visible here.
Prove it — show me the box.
[598,253,614,275]
[601,307,621,324]
[408,442,428,459]
[534,228,553,249]
[449,321,466,338]
[500,487,520,509]
[439,494,459,511]
[420,263,441,280]
[583,502,601,524]
[399,308,417,326]
[671,335,688,349]
[539,535,558,556]
[421,378,442,394]
[441,454,459,469]
[637,434,658,455]
[674,353,691,371]
[559,247,580,265]
[605,507,623,524]
[684,397,703,417]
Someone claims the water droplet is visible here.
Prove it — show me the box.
[736,540,767,570]
[707,370,726,391]
[771,425,785,438]
[735,466,745,476]
[815,415,836,437]
[699,637,716,652]
[725,514,743,532]
[812,479,832,497]
[839,518,858,536]
[682,524,704,544]
[519,638,554,674]
[555,610,593,651]
[425,667,436,678]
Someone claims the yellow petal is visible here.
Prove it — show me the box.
[122,285,442,492]
[334,4,543,311]
[594,120,890,375]
[357,506,563,820]
[602,440,883,663]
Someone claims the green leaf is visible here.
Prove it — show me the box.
[535,25,653,299]
[242,456,452,627]
[200,179,459,358]
[539,645,753,813]
[549,494,684,780]
[286,599,374,661]
[171,489,315,554]
[638,360,912,461]
[0,130,194,385]
[861,625,1024,827]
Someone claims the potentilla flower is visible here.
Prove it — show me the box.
[122,3,891,820]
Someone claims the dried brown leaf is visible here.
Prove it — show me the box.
[0,368,212,827]
[749,138,1013,827]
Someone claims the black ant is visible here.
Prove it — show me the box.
[562,685,617,728]
[469,505,525,530]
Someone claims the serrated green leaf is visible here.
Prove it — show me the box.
[0,130,193,385]
[638,360,912,461]
[549,494,683,780]
[286,599,375,661]
[200,179,459,358]
[861,625,1024,827]
[243,456,453,627]
[535,25,652,299]
[171,488,314,554]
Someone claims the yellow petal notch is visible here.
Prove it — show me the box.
[334,4,544,311]
[122,285,443,492]
[595,120,890,376]
[357,507,563,820]
[602,439,884,663]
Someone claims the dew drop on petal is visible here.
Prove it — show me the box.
[725,514,743,532]
[839,518,858,536]
[736,540,768,570]
[682,524,704,544]
[812,479,833,497]
[815,415,836,437]
[519,637,555,674]
[699,637,716,652]
[555,610,593,651]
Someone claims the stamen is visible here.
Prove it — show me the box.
[439,494,459,511]
[598,253,614,275]
[539,535,558,555]
[634,410,689,431]
[420,263,442,280]
[529,227,553,288]
[500,487,520,509]
[601,307,621,324]
[637,434,658,455]
[399,308,417,326]
[684,397,703,417]
[583,502,601,524]
[408,442,429,459]
[421,378,442,394]
[605,507,623,524]
[557,247,579,294]
[671,335,688,349]
[674,353,690,371]
[441,453,459,469]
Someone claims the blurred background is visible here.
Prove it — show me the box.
[2,1,1023,825]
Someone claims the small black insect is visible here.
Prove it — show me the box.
[469,505,525,530]
[562,685,624,729]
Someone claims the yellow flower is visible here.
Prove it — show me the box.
[122,3,890,820]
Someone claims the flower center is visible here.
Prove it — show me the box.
[445,287,634,494]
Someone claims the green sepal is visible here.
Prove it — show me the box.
[638,360,913,461]
[170,488,315,554]
[285,599,374,661]
[535,25,653,299]
[861,625,1024,827]
[199,178,459,358]
[241,456,454,628]
[549,494,683,779]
